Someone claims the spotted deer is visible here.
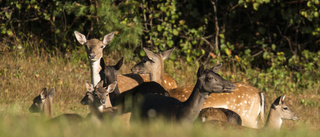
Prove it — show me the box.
[131,48,265,128]
[74,31,177,107]
[29,88,84,123]
[203,95,299,130]
[131,65,236,123]
[81,58,169,114]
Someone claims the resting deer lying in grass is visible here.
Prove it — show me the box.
[264,95,299,130]
[74,31,177,93]
[81,58,169,113]
[203,95,299,130]
[131,65,236,123]
[83,80,118,121]
[198,107,242,125]
[131,48,265,128]
[29,88,84,123]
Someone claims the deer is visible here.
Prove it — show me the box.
[131,48,265,128]
[203,95,299,130]
[264,95,299,130]
[81,57,170,114]
[198,107,242,125]
[74,31,177,93]
[29,88,84,123]
[131,65,236,123]
[83,80,118,122]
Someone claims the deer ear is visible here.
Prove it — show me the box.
[48,88,55,100]
[211,63,222,73]
[74,31,87,45]
[85,81,94,92]
[96,80,104,88]
[106,81,117,93]
[114,57,124,71]
[40,88,47,100]
[103,32,115,45]
[162,48,174,60]
[280,95,286,104]
[197,65,205,78]
[273,95,283,106]
[143,48,157,61]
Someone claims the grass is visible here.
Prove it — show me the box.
[0,49,319,136]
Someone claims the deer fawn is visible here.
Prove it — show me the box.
[83,80,118,122]
[131,65,236,123]
[81,58,169,113]
[264,95,299,130]
[29,88,84,123]
[131,48,265,128]
[74,31,177,91]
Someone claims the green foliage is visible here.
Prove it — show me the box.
[1,0,320,95]
[0,0,143,58]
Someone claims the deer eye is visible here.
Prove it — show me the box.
[101,45,104,48]
[283,107,288,110]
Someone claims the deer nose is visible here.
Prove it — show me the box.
[88,54,96,59]
[293,114,299,120]
[100,100,106,105]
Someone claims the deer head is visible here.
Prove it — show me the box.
[265,95,299,129]
[197,64,235,93]
[131,48,174,74]
[29,88,55,117]
[84,80,117,109]
[74,31,115,62]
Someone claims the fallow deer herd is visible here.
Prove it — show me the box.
[28,31,299,130]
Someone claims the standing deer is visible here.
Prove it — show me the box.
[131,48,265,128]
[74,31,177,90]
[29,88,84,123]
[131,65,236,123]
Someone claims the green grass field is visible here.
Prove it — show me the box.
[0,50,319,137]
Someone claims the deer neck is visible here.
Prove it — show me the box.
[149,61,165,87]
[43,99,53,118]
[90,58,102,87]
[179,81,210,122]
[265,108,282,130]
[88,103,104,122]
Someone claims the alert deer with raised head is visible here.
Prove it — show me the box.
[131,48,265,128]
[83,80,118,122]
[264,95,299,130]
[74,31,177,107]
[29,88,84,123]
[81,58,170,114]
[131,65,236,123]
